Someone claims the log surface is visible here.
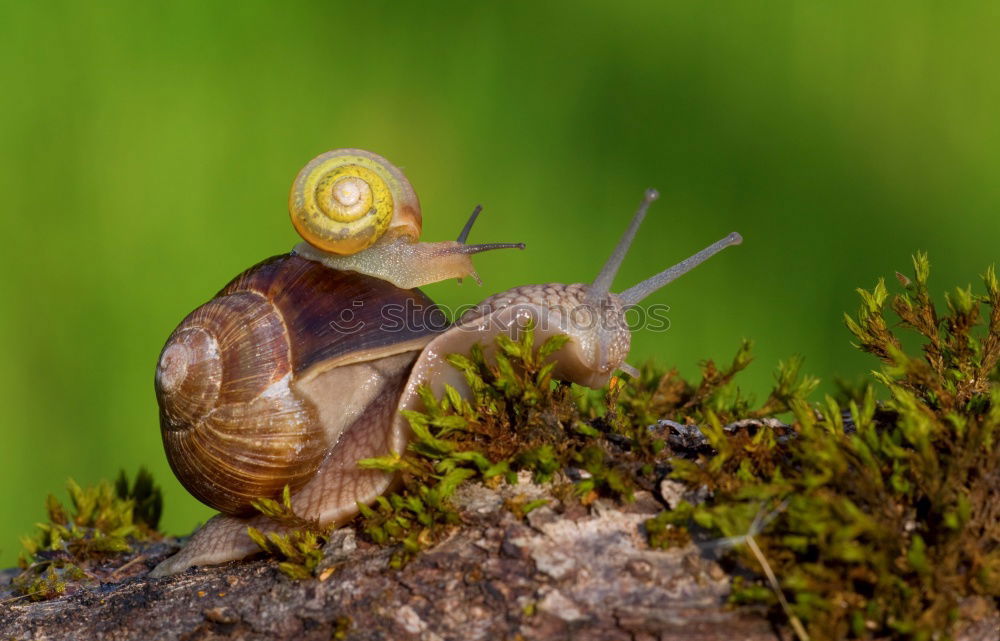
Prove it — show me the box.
[0,480,786,641]
[2,451,996,641]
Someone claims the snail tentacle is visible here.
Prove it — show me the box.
[456,204,483,244]
[617,231,743,308]
[589,188,660,302]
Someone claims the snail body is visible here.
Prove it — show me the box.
[150,151,741,577]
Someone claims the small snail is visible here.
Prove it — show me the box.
[149,149,741,577]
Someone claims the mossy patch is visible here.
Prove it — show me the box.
[247,486,330,580]
[13,468,162,601]
[651,253,1000,640]
[351,321,813,568]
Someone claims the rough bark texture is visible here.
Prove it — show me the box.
[1,480,997,641]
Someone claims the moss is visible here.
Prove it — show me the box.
[652,253,1000,640]
[604,339,818,430]
[331,615,352,639]
[247,486,330,580]
[247,527,328,580]
[14,468,163,600]
[10,561,87,602]
[114,467,163,532]
[503,495,550,521]
[354,328,584,565]
[353,322,813,565]
[645,510,692,549]
[354,325,674,563]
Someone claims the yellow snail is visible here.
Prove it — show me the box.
[150,148,742,576]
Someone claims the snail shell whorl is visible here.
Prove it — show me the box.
[156,290,326,515]
[289,148,421,256]
[155,254,446,516]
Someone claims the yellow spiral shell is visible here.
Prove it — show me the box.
[289,149,420,255]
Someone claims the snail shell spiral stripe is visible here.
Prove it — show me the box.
[156,290,325,515]
[289,149,412,256]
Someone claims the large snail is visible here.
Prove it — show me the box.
[150,148,742,577]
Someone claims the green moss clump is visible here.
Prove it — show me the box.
[645,510,692,549]
[246,485,331,580]
[14,468,162,600]
[353,321,813,566]
[354,328,580,565]
[114,467,163,533]
[331,615,352,639]
[602,338,818,431]
[10,561,88,602]
[652,253,1000,640]
[247,527,328,580]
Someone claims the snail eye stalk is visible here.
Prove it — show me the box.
[585,188,742,308]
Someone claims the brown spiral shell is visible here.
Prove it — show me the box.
[155,254,444,515]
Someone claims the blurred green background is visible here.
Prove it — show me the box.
[1,1,998,567]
